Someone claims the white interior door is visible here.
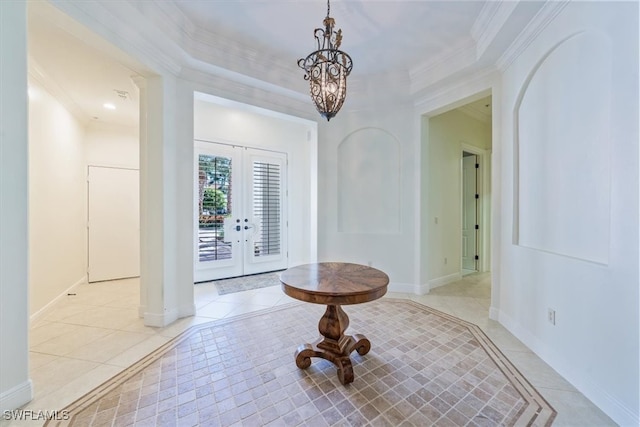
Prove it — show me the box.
[194,142,287,282]
[462,154,478,272]
[88,166,140,282]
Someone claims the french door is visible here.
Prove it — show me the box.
[194,142,287,282]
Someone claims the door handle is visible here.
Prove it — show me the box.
[244,225,252,230]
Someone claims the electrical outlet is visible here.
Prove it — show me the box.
[547,308,556,325]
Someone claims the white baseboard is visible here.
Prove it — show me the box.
[30,276,87,324]
[428,272,462,291]
[413,282,430,295]
[178,303,196,318]
[489,306,500,321]
[143,307,179,327]
[497,308,639,427]
[388,281,429,295]
[0,380,32,412]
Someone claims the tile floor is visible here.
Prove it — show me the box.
[3,273,615,426]
[50,299,555,426]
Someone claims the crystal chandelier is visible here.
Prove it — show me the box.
[298,0,353,121]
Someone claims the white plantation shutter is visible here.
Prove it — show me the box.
[252,161,281,257]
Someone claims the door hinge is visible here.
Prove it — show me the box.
[475,224,479,230]
[475,194,479,199]
[474,255,479,260]
[475,163,479,168]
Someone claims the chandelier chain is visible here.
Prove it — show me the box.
[327,0,330,18]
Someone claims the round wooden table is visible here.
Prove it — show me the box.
[280,262,389,385]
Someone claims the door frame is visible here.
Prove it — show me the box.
[193,140,289,282]
[460,143,490,273]
[461,151,479,273]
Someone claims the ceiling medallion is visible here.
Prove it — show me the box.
[297,0,353,121]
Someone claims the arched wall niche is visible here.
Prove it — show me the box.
[337,128,401,234]
[514,30,612,264]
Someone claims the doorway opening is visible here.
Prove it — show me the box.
[27,1,145,322]
[192,92,318,290]
[423,93,492,290]
[194,142,288,283]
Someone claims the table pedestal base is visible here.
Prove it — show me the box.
[294,305,370,385]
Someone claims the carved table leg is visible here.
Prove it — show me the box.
[294,304,371,385]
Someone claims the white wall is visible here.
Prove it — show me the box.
[318,105,417,291]
[426,109,491,284]
[193,94,316,268]
[86,122,139,169]
[497,2,638,425]
[27,86,139,317]
[0,0,32,411]
[27,79,87,316]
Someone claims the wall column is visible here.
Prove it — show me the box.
[136,74,183,327]
[0,1,32,410]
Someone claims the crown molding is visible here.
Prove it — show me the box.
[134,0,273,76]
[409,39,478,95]
[471,1,520,59]
[496,0,571,71]
[180,66,317,122]
[48,0,184,76]
[136,0,198,46]
[181,57,307,103]
[135,0,303,93]
[342,71,414,115]
[183,27,301,91]
[28,57,90,124]
[471,1,503,41]
[58,0,306,105]
[414,66,498,115]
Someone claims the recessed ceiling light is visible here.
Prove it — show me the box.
[103,103,116,110]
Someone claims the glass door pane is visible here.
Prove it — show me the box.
[198,154,233,262]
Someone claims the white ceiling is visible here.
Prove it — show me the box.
[28,2,145,128]
[26,0,537,127]
[173,0,485,76]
